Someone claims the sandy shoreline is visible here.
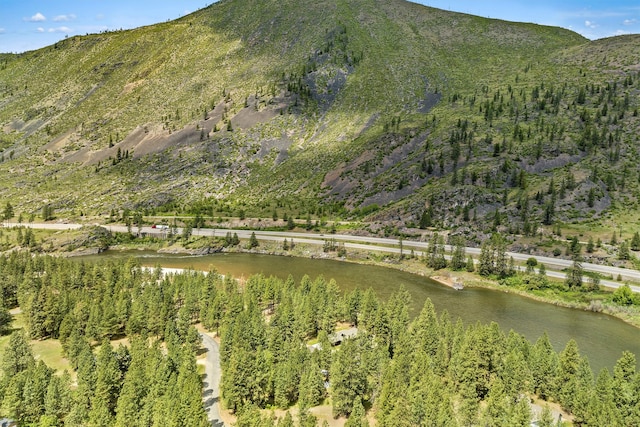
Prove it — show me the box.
[431,275,464,290]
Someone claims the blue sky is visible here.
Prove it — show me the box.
[422,0,640,39]
[1,1,639,53]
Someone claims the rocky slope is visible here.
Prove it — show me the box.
[1,0,639,239]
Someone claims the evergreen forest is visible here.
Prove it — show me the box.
[1,252,639,426]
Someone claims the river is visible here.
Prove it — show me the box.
[79,251,640,373]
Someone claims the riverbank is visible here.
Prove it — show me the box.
[431,275,464,290]
[104,236,640,330]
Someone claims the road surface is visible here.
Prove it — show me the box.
[200,332,227,427]
[7,221,640,292]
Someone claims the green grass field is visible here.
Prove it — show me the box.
[0,311,73,378]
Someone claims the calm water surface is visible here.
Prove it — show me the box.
[80,251,640,373]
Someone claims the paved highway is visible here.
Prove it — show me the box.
[7,221,640,292]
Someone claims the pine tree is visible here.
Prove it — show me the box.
[538,262,547,279]
[45,371,71,421]
[450,237,466,270]
[299,408,319,427]
[330,338,368,417]
[565,256,583,290]
[100,293,119,339]
[612,351,638,425]
[298,359,325,410]
[2,330,35,378]
[21,360,53,423]
[542,201,554,225]
[569,236,581,255]
[478,240,494,276]
[386,287,411,355]
[409,299,440,356]
[556,339,587,412]
[419,209,432,229]
[480,377,509,425]
[501,348,532,399]
[587,187,596,207]
[465,255,475,272]
[89,340,122,426]
[74,342,96,411]
[619,240,630,260]
[176,347,209,427]
[530,332,558,400]
[537,404,555,427]
[0,298,12,335]
[358,288,381,334]
[274,348,303,408]
[277,412,295,427]
[248,232,259,249]
[586,368,619,426]
[631,232,640,251]
[426,234,446,270]
[457,381,480,425]
[28,286,49,339]
[344,396,367,427]
[2,370,27,422]
[115,340,148,427]
[2,201,13,221]
[509,396,532,426]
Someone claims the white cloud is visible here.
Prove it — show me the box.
[615,29,631,36]
[0,28,5,34]
[53,14,76,22]
[25,12,46,22]
[48,26,72,33]
[585,20,598,29]
[623,19,638,26]
[37,27,45,33]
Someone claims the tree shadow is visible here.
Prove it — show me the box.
[203,394,225,427]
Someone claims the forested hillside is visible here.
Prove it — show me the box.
[2,0,640,425]
[1,253,639,425]
[1,0,638,247]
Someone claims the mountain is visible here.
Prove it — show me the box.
[1,0,639,239]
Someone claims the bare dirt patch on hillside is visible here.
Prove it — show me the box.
[58,95,294,166]
[231,104,280,130]
[323,130,430,206]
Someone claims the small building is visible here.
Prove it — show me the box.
[307,327,359,351]
[329,327,358,346]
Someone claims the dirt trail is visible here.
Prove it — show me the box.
[200,332,227,427]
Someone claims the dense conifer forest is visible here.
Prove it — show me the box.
[0,252,639,425]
